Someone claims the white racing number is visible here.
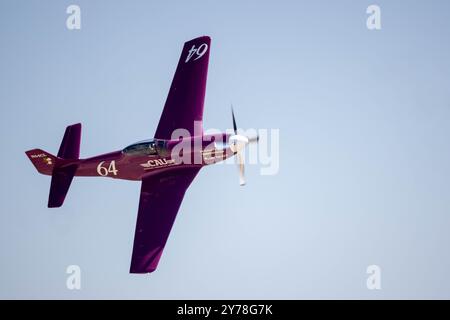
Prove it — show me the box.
[97,160,118,176]
[185,43,208,63]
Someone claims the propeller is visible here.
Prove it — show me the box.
[229,106,258,186]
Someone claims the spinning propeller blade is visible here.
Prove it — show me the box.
[229,106,258,186]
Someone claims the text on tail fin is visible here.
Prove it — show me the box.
[25,149,56,176]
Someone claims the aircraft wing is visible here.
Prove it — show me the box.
[154,36,210,139]
[129,167,201,273]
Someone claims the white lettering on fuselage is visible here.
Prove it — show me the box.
[140,158,176,170]
[202,149,224,161]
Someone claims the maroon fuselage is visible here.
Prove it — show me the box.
[63,133,234,181]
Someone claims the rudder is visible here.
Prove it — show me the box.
[25,149,56,175]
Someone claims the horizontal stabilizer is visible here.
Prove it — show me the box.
[26,123,83,207]
[58,123,81,159]
[48,164,78,208]
[47,123,82,207]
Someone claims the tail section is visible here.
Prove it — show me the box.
[57,123,81,159]
[48,164,78,208]
[26,123,82,208]
[25,149,57,175]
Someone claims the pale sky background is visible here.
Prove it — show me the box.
[1,0,450,299]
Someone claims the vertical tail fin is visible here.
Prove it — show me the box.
[25,149,57,175]
[57,123,81,159]
[49,123,82,208]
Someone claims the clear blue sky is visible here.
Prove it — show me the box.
[1,0,450,298]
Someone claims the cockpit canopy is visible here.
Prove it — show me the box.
[122,139,168,156]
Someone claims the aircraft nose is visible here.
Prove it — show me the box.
[229,134,249,153]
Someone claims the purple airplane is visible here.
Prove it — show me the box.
[25,36,257,273]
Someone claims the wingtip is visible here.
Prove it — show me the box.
[186,35,211,44]
[129,267,157,274]
[48,201,63,208]
[69,123,82,129]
